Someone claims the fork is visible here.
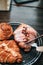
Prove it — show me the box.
[26,34,43,52]
[30,43,43,52]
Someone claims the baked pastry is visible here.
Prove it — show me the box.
[0,40,22,63]
[0,23,13,40]
[14,23,37,52]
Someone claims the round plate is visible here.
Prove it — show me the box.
[10,23,42,65]
[5,23,42,65]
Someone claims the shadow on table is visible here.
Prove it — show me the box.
[38,0,43,7]
[36,0,43,26]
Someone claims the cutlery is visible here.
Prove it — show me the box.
[26,34,43,52]
[30,43,43,52]
[26,34,43,44]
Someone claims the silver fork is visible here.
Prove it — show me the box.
[30,43,43,52]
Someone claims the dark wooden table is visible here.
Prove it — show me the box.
[0,0,43,65]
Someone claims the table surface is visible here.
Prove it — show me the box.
[0,0,43,65]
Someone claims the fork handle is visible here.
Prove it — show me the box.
[26,34,43,44]
[36,46,43,52]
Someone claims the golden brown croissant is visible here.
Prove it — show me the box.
[14,23,37,52]
[0,23,13,40]
[0,40,22,63]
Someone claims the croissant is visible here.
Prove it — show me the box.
[0,23,13,40]
[0,40,22,63]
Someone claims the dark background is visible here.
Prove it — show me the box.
[0,0,43,65]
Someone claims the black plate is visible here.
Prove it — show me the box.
[1,23,43,65]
